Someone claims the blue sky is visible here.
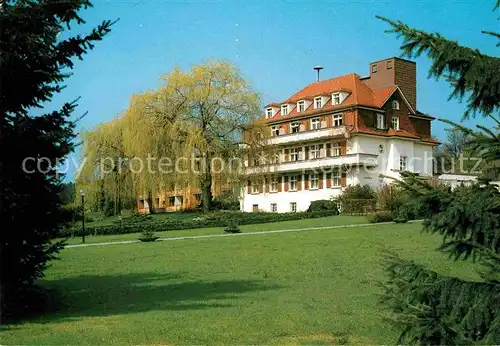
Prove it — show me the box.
[50,0,499,180]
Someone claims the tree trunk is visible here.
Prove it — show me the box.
[147,190,155,214]
[201,157,212,212]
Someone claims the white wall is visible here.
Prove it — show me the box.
[241,134,436,213]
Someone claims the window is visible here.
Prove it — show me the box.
[392,100,400,110]
[266,108,273,118]
[332,92,341,105]
[310,173,319,189]
[400,156,408,171]
[333,113,343,127]
[310,117,320,130]
[289,176,297,191]
[314,97,322,109]
[281,104,288,115]
[392,117,400,130]
[271,203,277,212]
[290,148,299,161]
[290,122,300,133]
[290,202,297,212]
[309,144,320,159]
[174,196,183,206]
[252,182,259,194]
[271,125,279,137]
[331,142,341,156]
[271,153,280,164]
[270,177,278,192]
[372,64,377,73]
[376,113,385,129]
[387,60,393,69]
[297,100,305,112]
[252,204,259,212]
[332,169,341,187]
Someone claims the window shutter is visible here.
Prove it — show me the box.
[326,143,331,157]
[284,176,289,192]
[278,176,282,192]
[326,172,332,188]
[297,175,302,190]
[247,180,251,194]
[284,149,289,162]
[305,147,309,160]
[304,173,309,190]
[341,172,347,187]
[264,178,268,193]
[340,141,347,155]
[319,173,324,189]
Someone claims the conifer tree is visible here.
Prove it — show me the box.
[378,4,500,343]
[0,0,113,322]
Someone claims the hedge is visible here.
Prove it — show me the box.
[59,210,338,237]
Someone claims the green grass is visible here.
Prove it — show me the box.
[62,215,368,245]
[1,221,480,345]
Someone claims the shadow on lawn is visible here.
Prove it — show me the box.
[27,272,280,323]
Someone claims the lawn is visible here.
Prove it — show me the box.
[1,221,480,345]
[62,215,368,245]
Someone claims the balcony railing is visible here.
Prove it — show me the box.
[268,125,349,145]
[246,152,379,174]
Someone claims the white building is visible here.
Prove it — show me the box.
[242,57,440,213]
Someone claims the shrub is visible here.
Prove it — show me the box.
[57,210,338,238]
[307,200,339,214]
[338,185,377,214]
[368,211,393,223]
[138,229,159,242]
[211,192,240,211]
[224,223,241,234]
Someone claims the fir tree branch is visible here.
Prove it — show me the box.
[377,15,500,118]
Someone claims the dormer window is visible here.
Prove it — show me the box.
[297,100,305,112]
[266,108,273,118]
[392,117,400,130]
[372,64,377,73]
[332,93,341,105]
[392,100,400,110]
[314,97,322,109]
[281,104,289,115]
[387,60,393,69]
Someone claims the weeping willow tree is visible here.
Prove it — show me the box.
[78,60,265,212]
[378,3,500,343]
[77,116,134,214]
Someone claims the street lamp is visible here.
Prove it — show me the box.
[80,189,85,244]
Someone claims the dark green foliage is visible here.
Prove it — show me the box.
[337,184,377,214]
[211,192,240,211]
[138,230,159,242]
[0,0,112,322]
[58,182,76,205]
[224,223,241,234]
[367,211,393,223]
[379,5,500,343]
[307,200,339,214]
[58,210,339,237]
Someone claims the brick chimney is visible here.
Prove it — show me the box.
[362,57,417,110]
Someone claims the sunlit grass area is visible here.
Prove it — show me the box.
[2,221,479,345]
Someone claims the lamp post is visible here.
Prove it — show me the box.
[80,189,85,244]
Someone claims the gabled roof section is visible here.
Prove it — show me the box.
[372,87,397,108]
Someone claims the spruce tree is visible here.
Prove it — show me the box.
[0,0,113,322]
[377,4,500,343]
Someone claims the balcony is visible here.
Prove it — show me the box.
[246,152,379,174]
[268,125,349,145]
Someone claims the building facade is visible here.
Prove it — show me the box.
[242,57,439,213]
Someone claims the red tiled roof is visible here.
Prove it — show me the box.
[372,87,397,108]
